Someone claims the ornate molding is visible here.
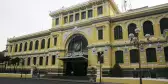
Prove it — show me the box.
[8,30,51,42]
[49,0,108,17]
[62,26,92,43]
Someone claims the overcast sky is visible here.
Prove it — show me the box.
[0,0,167,51]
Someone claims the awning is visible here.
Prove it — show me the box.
[58,56,88,62]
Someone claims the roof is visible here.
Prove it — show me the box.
[7,2,168,42]
[49,0,120,17]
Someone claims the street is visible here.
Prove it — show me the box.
[0,78,93,84]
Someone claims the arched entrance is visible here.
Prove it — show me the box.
[61,34,88,76]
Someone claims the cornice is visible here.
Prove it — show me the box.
[111,3,168,22]
[112,40,167,48]
[49,0,108,17]
[8,30,51,42]
[87,43,111,49]
[7,3,168,42]
[49,16,111,32]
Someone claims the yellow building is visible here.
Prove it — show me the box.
[5,0,168,79]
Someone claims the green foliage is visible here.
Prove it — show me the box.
[11,57,20,65]
[109,63,123,77]
[0,52,5,63]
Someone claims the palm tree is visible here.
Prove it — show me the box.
[0,52,5,72]
[11,58,17,73]
[15,57,20,72]
[3,56,11,70]
[11,57,20,73]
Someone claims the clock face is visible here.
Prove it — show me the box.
[73,42,81,51]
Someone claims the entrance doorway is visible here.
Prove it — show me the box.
[63,34,88,76]
[64,61,88,76]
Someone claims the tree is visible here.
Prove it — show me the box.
[11,58,16,73]
[0,52,4,63]
[3,56,11,70]
[110,63,123,77]
[0,52,5,72]
[11,57,21,73]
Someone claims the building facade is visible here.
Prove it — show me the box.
[5,0,168,78]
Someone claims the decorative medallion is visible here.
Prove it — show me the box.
[73,42,81,52]
[92,47,97,55]
[104,46,108,53]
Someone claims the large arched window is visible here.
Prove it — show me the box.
[46,56,48,65]
[128,23,137,37]
[143,21,154,36]
[27,57,30,66]
[160,18,168,34]
[19,43,22,52]
[47,38,50,48]
[41,39,45,49]
[130,49,139,63]
[146,48,157,62]
[15,44,18,52]
[29,41,33,51]
[33,57,36,65]
[115,50,124,63]
[164,47,168,62]
[35,40,39,50]
[114,26,123,40]
[39,57,43,65]
[24,42,28,51]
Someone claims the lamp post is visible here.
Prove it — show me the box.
[20,58,24,78]
[92,47,105,84]
[129,28,151,84]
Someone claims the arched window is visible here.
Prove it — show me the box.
[160,18,168,34]
[115,51,124,63]
[27,57,30,66]
[29,41,33,50]
[33,57,36,65]
[130,49,139,63]
[35,40,39,50]
[164,47,168,62]
[39,57,43,65]
[114,26,123,40]
[52,55,56,65]
[15,44,18,52]
[24,42,27,51]
[128,23,137,37]
[19,43,22,52]
[143,21,154,36]
[46,56,48,65]
[47,38,50,48]
[41,39,45,49]
[146,48,157,62]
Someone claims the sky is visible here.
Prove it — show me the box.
[0,0,167,51]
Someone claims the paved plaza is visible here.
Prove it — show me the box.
[0,78,93,84]
[0,78,118,84]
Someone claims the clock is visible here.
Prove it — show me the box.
[73,42,81,51]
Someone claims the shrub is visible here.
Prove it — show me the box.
[109,63,123,77]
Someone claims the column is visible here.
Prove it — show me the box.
[38,39,41,51]
[52,18,55,28]
[123,22,128,41]
[104,23,110,42]
[153,21,161,37]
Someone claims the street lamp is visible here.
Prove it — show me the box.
[20,58,24,78]
[92,47,107,84]
[129,28,151,84]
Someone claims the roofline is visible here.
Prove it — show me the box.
[49,0,116,17]
[8,30,51,42]
[111,3,168,22]
[8,3,168,42]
